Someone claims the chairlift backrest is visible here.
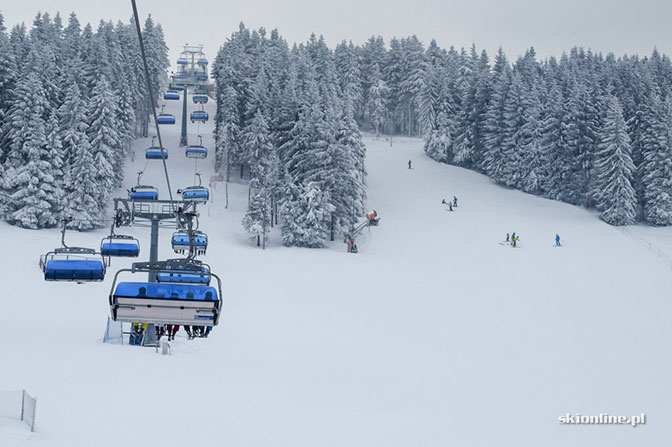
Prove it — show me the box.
[181,186,209,202]
[145,147,168,160]
[41,248,106,282]
[110,281,220,326]
[185,145,207,159]
[101,235,140,257]
[130,185,159,200]
[190,111,209,123]
[157,114,175,125]
[157,265,210,284]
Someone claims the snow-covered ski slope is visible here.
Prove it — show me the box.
[1,94,671,447]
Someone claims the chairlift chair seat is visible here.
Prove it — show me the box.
[42,249,106,282]
[101,235,140,257]
[111,282,219,326]
[129,185,159,201]
[185,145,207,159]
[181,186,209,202]
[192,94,208,104]
[157,266,210,284]
[157,114,175,125]
[190,111,209,123]
[164,91,180,100]
[171,231,208,255]
[145,147,168,159]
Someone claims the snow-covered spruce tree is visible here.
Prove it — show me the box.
[280,182,335,248]
[45,110,65,215]
[335,41,363,118]
[59,81,99,229]
[593,95,636,225]
[333,99,367,235]
[539,80,567,198]
[215,86,240,176]
[418,41,446,139]
[384,38,405,134]
[8,23,30,76]
[28,23,61,115]
[243,178,272,247]
[87,76,120,217]
[454,46,490,169]
[518,83,546,194]
[424,110,454,163]
[0,13,17,166]
[639,93,672,225]
[241,87,274,247]
[365,66,388,137]
[558,83,598,205]
[114,68,137,156]
[482,51,511,179]
[497,71,526,187]
[2,73,61,228]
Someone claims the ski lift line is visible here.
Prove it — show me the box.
[130,0,174,204]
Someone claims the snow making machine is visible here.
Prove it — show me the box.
[345,210,382,254]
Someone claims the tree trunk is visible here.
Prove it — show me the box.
[408,102,412,136]
[330,213,335,242]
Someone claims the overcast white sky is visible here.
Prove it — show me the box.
[2,0,671,69]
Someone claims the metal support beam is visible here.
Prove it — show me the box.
[149,217,159,282]
[180,87,188,146]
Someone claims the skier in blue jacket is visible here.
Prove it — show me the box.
[555,234,561,247]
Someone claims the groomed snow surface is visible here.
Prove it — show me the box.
[1,96,671,446]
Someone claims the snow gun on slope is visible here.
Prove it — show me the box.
[345,210,381,253]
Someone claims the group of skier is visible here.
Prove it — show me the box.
[442,196,458,211]
[505,232,520,247]
[504,232,561,247]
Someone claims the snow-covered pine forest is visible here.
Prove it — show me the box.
[0,11,169,229]
[213,25,672,229]
[212,26,367,248]
[2,16,672,237]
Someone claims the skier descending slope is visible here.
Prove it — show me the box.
[511,234,520,247]
[555,234,561,247]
